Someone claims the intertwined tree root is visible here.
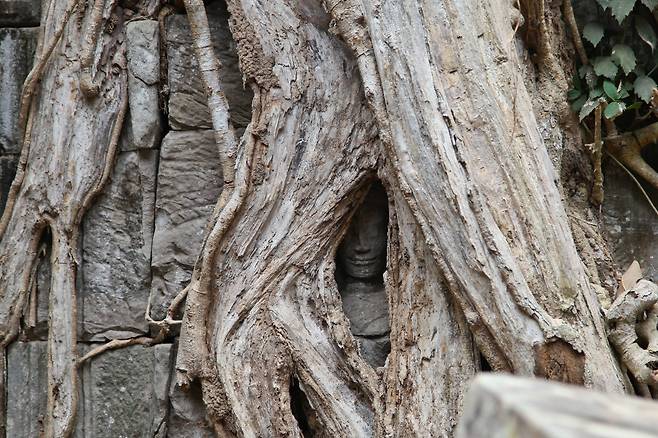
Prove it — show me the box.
[0,0,128,435]
[607,279,658,397]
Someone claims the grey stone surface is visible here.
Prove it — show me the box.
[0,154,17,213]
[167,345,214,438]
[337,183,390,367]
[0,27,37,153]
[6,341,47,437]
[165,6,252,131]
[603,160,658,281]
[78,344,172,438]
[457,374,658,437]
[22,240,50,340]
[150,130,222,320]
[81,150,158,340]
[0,0,41,26]
[125,20,162,151]
[340,286,389,336]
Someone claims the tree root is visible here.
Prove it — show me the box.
[173,5,255,433]
[606,279,658,392]
[0,0,81,240]
[584,121,658,193]
[145,284,186,329]
[73,69,128,230]
[182,0,238,184]
[80,0,106,98]
[77,334,165,366]
[562,0,588,65]
[591,104,603,204]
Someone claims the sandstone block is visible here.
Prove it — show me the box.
[603,160,658,280]
[150,130,222,319]
[5,341,47,437]
[165,6,252,131]
[0,27,37,153]
[125,19,161,150]
[0,0,41,26]
[78,344,172,437]
[81,150,157,340]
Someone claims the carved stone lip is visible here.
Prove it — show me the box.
[347,257,377,266]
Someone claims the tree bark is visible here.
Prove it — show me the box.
[0,0,639,436]
[0,0,126,435]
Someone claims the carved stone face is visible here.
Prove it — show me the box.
[337,185,388,280]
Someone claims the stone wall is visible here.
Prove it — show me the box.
[0,1,250,436]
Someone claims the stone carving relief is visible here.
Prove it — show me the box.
[336,182,391,367]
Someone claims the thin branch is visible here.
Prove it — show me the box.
[563,0,588,65]
[77,335,163,366]
[606,152,658,219]
[591,104,603,204]
[567,213,597,227]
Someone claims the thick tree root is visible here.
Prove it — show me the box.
[0,1,128,435]
[182,0,238,184]
[0,0,81,239]
[607,279,658,392]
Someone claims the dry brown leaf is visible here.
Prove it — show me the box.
[618,260,642,296]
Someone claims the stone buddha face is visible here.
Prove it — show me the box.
[337,184,388,280]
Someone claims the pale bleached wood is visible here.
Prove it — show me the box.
[457,374,658,438]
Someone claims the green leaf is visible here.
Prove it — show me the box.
[579,65,598,87]
[571,95,588,112]
[634,75,658,102]
[579,65,594,79]
[603,80,620,100]
[611,45,637,74]
[589,87,604,99]
[583,22,605,47]
[609,0,636,23]
[580,98,604,121]
[604,101,626,119]
[627,101,643,110]
[640,0,658,9]
[567,89,582,100]
[593,56,619,79]
[596,0,613,9]
[636,16,657,51]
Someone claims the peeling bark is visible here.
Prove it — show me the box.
[0,0,649,436]
[0,0,127,435]
[172,0,625,436]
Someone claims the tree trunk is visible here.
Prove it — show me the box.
[0,0,640,436]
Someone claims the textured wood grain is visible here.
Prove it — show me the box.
[457,374,658,438]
